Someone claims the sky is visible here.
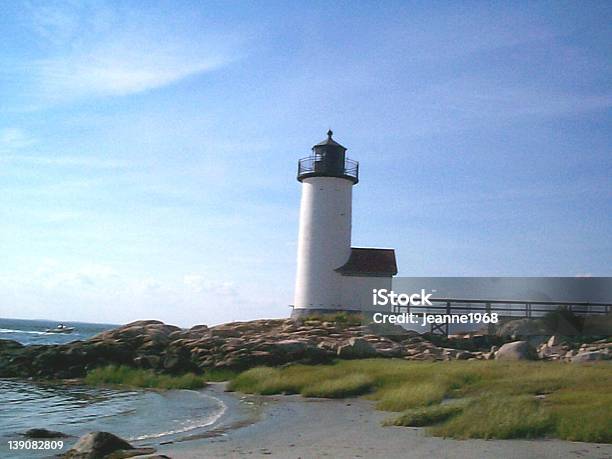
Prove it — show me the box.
[0,1,610,326]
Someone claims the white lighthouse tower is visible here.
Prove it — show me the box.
[293,131,397,317]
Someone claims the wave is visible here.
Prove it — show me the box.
[129,397,227,441]
[0,328,49,335]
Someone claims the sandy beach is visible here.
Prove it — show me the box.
[146,384,612,459]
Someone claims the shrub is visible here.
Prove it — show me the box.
[540,307,584,335]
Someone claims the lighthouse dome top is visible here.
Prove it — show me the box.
[297,130,359,184]
[313,129,347,150]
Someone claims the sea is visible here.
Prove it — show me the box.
[0,318,228,458]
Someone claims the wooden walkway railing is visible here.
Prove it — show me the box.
[391,298,612,335]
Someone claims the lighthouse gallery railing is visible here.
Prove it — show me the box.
[297,156,359,182]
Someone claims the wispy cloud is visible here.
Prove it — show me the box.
[35,40,233,101]
[0,154,128,169]
[0,128,36,150]
[183,275,236,296]
[13,1,245,105]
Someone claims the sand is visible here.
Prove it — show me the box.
[144,385,612,459]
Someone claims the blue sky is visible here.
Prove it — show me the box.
[0,1,610,326]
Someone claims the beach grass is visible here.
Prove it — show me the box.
[383,403,464,427]
[201,368,238,382]
[84,365,207,390]
[228,359,612,442]
[301,373,375,398]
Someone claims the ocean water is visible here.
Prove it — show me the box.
[0,318,227,458]
[0,317,116,346]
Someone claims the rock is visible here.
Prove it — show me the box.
[133,354,160,369]
[0,339,23,351]
[264,339,308,355]
[62,431,155,459]
[11,316,609,380]
[374,345,403,357]
[565,349,577,359]
[123,320,165,327]
[495,341,537,361]
[23,428,68,438]
[337,338,377,358]
[455,351,474,360]
[571,351,610,363]
[209,326,241,338]
[162,349,193,373]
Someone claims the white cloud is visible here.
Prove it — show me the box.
[19,1,244,104]
[36,42,232,101]
[183,275,236,296]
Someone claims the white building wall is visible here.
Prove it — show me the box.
[340,276,393,311]
[294,176,352,310]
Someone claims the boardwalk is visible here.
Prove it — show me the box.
[391,298,612,335]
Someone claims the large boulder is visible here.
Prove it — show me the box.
[571,351,610,363]
[495,341,537,361]
[269,339,308,355]
[62,431,154,459]
[337,338,378,358]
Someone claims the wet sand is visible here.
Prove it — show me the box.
[145,385,612,459]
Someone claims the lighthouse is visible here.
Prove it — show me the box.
[292,130,398,318]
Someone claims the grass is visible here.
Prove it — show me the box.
[383,403,464,427]
[302,312,363,326]
[431,395,555,439]
[202,368,238,382]
[85,365,208,390]
[228,359,612,443]
[301,374,374,398]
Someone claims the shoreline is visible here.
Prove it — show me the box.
[3,376,611,458]
[162,382,266,444]
[152,390,612,459]
[0,379,262,458]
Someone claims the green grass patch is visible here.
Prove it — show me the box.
[302,312,363,326]
[229,359,612,442]
[85,365,207,390]
[548,390,612,443]
[301,373,374,398]
[430,395,555,439]
[384,403,464,427]
[228,365,374,397]
[202,368,237,382]
[374,381,447,411]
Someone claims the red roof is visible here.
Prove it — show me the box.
[336,248,397,277]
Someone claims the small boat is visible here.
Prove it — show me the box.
[45,324,75,334]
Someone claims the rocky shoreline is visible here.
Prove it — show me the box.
[0,318,610,380]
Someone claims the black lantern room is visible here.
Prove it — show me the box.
[297,130,359,184]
